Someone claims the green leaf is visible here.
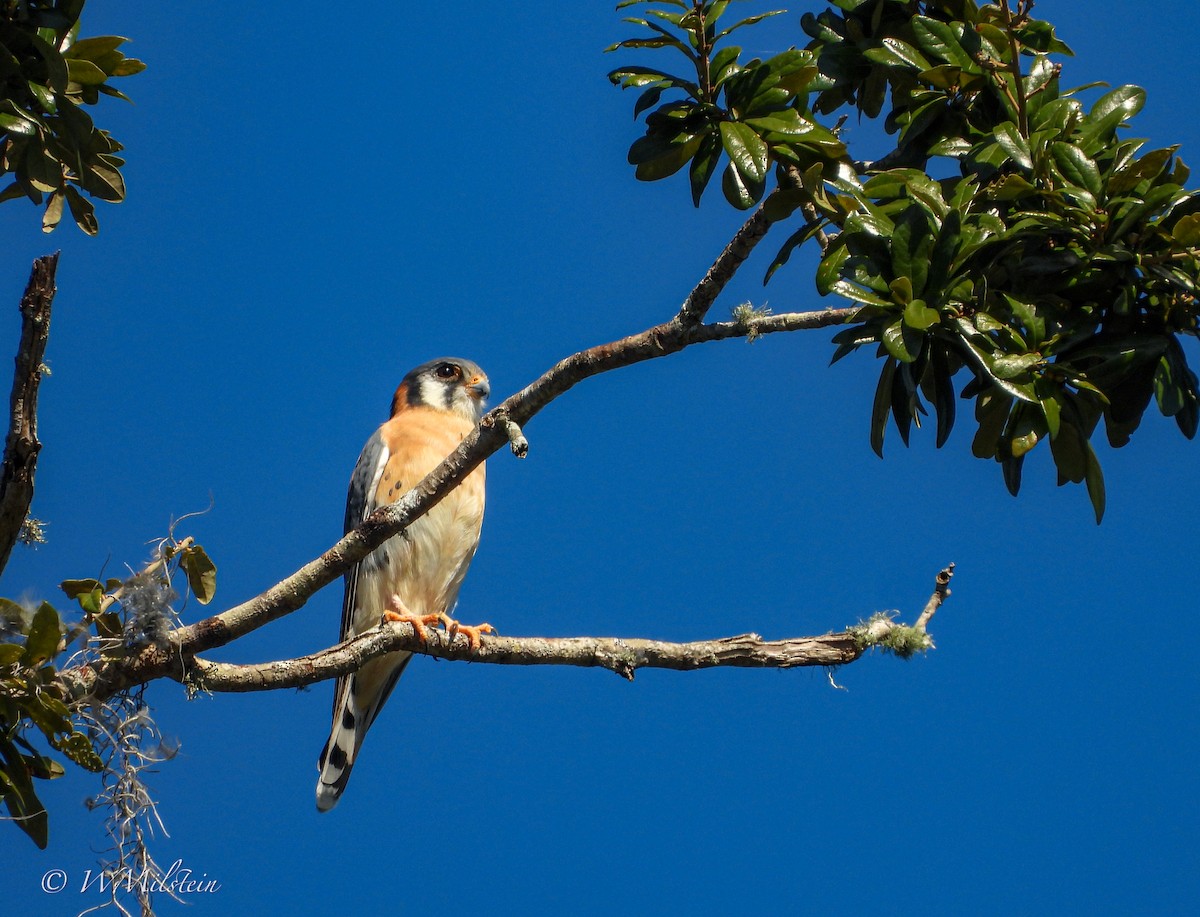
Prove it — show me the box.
[63,35,128,61]
[972,391,1013,460]
[1008,407,1042,458]
[633,85,666,119]
[0,112,37,136]
[1037,383,1062,439]
[716,10,784,40]
[41,191,64,232]
[60,578,102,599]
[609,66,696,93]
[870,358,897,457]
[882,318,919,363]
[1,736,49,848]
[24,752,65,780]
[635,139,701,180]
[890,206,935,296]
[711,45,741,87]
[991,353,1042,380]
[1050,420,1087,483]
[830,280,891,307]
[1016,19,1073,56]
[1002,452,1025,496]
[80,160,126,202]
[1083,441,1106,523]
[26,81,56,113]
[687,131,722,206]
[1078,85,1145,150]
[718,121,769,186]
[930,347,956,448]
[95,610,122,640]
[605,36,681,52]
[720,159,760,209]
[865,37,932,71]
[63,185,98,235]
[180,546,217,605]
[903,299,939,330]
[743,110,813,139]
[20,603,61,666]
[1049,142,1102,197]
[0,643,23,665]
[51,732,104,772]
[994,122,1032,170]
[65,57,108,85]
[911,17,976,70]
[1171,213,1200,247]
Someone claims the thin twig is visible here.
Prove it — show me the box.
[914,563,955,632]
[998,0,1029,136]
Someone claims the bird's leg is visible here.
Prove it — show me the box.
[436,612,495,652]
[382,594,442,644]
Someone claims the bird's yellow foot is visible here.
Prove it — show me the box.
[437,613,495,651]
[383,596,442,643]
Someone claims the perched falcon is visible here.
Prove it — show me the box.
[316,358,489,812]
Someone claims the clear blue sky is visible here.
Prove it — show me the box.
[5,2,1199,914]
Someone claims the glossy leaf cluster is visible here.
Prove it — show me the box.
[0,0,144,234]
[608,0,846,208]
[610,1,1200,521]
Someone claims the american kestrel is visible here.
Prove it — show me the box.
[316,358,490,812]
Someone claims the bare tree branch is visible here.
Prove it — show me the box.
[164,564,955,693]
[677,194,777,325]
[0,253,58,577]
[186,630,865,690]
[61,302,859,704]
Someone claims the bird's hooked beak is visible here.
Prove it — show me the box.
[467,374,490,401]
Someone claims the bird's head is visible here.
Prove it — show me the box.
[391,357,490,422]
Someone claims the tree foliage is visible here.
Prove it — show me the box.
[609,0,1200,521]
[0,0,144,234]
[0,539,215,849]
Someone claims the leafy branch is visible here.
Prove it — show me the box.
[0,0,145,234]
[609,0,1200,522]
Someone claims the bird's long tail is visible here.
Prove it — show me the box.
[315,655,410,812]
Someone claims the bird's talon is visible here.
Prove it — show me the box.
[434,615,494,651]
[382,608,442,644]
[461,622,495,651]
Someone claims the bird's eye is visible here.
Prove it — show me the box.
[436,363,460,380]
